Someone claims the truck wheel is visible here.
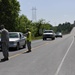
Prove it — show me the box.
[52,38,55,40]
[43,38,45,40]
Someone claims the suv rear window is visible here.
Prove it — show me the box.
[44,30,53,33]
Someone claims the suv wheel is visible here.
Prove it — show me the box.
[43,38,46,40]
[52,37,55,40]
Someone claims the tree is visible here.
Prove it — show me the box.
[0,0,20,31]
[16,14,31,32]
[56,22,73,34]
[34,19,52,36]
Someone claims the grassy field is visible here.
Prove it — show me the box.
[32,36,42,40]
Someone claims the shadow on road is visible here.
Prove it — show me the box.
[42,38,55,41]
[0,48,25,52]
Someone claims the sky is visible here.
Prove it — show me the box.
[18,0,75,26]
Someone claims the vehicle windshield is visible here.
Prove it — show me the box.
[0,33,18,38]
[44,31,53,33]
[56,32,62,35]
[9,33,18,38]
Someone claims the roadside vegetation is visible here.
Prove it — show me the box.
[0,0,74,39]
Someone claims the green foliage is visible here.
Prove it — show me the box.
[33,19,52,37]
[53,22,73,34]
[0,0,73,39]
[16,14,30,32]
[0,0,20,31]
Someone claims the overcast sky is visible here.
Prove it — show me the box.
[18,0,75,26]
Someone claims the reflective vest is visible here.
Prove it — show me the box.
[27,31,31,42]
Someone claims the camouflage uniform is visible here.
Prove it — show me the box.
[1,28,9,59]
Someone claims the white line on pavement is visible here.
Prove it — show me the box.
[55,37,74,75]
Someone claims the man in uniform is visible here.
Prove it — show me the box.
[26,28,32,53]
[0,25,9,61]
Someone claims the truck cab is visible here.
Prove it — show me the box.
[43,30,55,40]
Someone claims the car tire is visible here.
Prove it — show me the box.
[23,41,26,48]
[16,43,20,50]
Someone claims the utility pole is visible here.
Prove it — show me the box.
[32,7,37,22]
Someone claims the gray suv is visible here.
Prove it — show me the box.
[43,30,55,40]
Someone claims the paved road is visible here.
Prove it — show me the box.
[0,27,75,75]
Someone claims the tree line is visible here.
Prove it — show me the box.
[53,22,74,34]
[0,0,74,38]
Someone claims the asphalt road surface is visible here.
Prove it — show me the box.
[0,27,75,75]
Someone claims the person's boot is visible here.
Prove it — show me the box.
[1,58,9,61]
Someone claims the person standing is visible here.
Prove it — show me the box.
[26,28,32,53]
[0,25,9,61]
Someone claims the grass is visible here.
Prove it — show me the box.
[32,36,42,40]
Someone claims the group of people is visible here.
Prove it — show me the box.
[0,25,32,62]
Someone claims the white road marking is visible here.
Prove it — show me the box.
[55,37,74,75]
